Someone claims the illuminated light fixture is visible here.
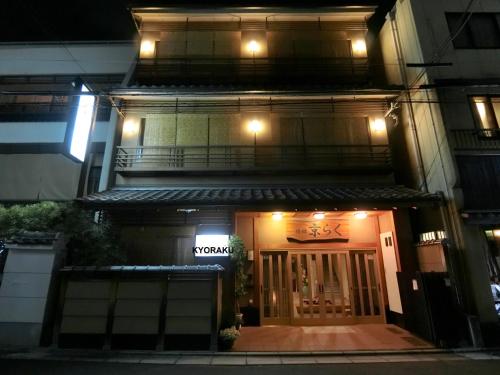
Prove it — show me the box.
[313,212,325,220]
[69,84,96,162]
[475,101,487,121]
[372,118,386,133]
[247,40,261,54]
[248,119,263,133]
[123,119,139,135]
[272,212,283,221]
[353,211,368,220]
[352,39,367,54]
[140,39,156,58]
[494,229,500,238]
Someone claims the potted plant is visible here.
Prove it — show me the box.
[229,235,248,330]
[218,326,240,351]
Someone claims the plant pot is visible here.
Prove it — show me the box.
[218,337,236,351]
[235,313,244,330]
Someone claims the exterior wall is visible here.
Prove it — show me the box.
[379,0,500,324]
[0,239,63,347]
[0,43,136,76]
[0,154,81,201]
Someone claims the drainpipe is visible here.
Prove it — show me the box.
[388,9,429,192]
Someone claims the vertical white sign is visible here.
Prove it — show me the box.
[69,84,95,162]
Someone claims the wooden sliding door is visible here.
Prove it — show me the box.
[260,249,385,326]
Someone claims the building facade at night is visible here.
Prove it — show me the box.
[79,0,449,343]
[1,0,499,350]
[379,0,500,344]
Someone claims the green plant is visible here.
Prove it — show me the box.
[0,202,125,266]
[218,326,240,350]
[229,235,249,312]
[0,201,63,237]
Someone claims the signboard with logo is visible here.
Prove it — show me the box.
[286,220,349,243]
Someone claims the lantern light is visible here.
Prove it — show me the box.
[313,212,325,220]
[353,211,368,220]
[272,212,283,221]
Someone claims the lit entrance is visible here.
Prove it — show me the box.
[260,250,385,325]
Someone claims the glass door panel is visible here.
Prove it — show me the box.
[260,252,290,324]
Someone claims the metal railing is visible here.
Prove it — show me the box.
[450,129,500,151]
[115,144,391,172]
[133,57,370,85]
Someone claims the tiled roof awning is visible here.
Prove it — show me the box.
[79,185,441,208]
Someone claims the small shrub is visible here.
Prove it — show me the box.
[218,326,240,350]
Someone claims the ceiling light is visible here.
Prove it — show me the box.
[353,211,368,220]
[272,212,283,221]
[313,212,325,220]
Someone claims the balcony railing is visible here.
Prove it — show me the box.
[450,129,500,151]
[133,57,370,86]
[115,144,391,173]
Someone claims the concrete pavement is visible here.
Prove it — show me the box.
[1,355,500,375]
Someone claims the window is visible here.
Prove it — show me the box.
[446,13,500,49]
[471,96,500,137]
[0,94,111,122]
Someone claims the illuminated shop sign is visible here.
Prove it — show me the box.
[193,234,232,257]
[69,84,96,162]
[286,220,350,243]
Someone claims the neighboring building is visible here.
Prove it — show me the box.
[78,0,449,344]
[0,42,136,201]
[379,0,500,344]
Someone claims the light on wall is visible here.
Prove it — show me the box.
[372,118,386,133]
[352,39,367,55]
[313,212,325,220]
[123,119,139,136]
[140,39,156,58]
[353,211,368,220]
[494,229,500,238]
[272,212,283,221]
[247,40,261,54]
[248,119,263,134]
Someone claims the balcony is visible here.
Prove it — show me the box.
[132,57,370,86]
[450,129,500,153]
[115,144,391,175]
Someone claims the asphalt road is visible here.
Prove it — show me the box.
[1,359,500,375]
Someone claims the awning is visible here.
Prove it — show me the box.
[79,185,441,209]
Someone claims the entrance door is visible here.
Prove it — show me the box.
[260,249,385,325]
[290,251,357,324]
[260,251,290,324]
[349,250,385,323]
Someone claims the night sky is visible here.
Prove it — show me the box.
[0,0,394,42]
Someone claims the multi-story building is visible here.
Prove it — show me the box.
[77,0,449,343]
[379,0,500,345]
